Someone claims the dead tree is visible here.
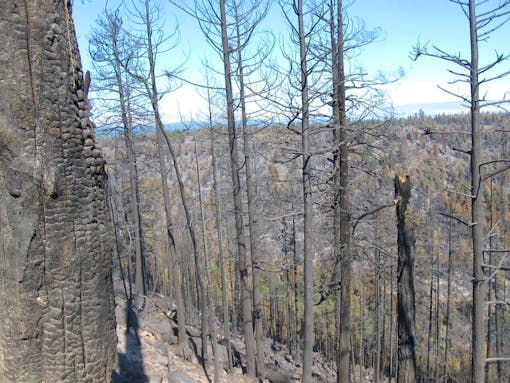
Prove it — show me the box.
[395,175,417,383]
[89,8,148,296]
[413,2,510,381]
[0,1,116,380]
[220,0,257,376]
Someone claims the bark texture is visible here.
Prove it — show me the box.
[395,175,417,383]
[0,1,116,381]
[330,2,352,382]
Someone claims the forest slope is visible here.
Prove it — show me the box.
[100,112,510,383]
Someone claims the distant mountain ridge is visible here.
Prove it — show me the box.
[394,101,467,117]
[394,100,507,117]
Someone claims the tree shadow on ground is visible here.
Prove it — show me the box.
[187,336,211,383]
[112,300,148,383]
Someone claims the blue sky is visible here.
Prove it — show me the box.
[73,0,510,121]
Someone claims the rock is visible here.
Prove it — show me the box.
[214,342,230,370]
[265,368,292,383]
[141,315,173,335]
[186,326,201,338]
[147,375,163,383]
[115,303,127,328]
[175,340,197,364]
[156,331,179,345]
[167,371,197,383]
[154,340,169,357]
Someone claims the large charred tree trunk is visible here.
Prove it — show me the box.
[0,1,116,381]
[395,175,417,383]
[330,2,352,382]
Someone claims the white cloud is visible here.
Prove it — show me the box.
[386,76,510,107]
[159,85,208,124]
[385,80,464,106]
[158,76,510,123]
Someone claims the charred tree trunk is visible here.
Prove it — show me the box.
[219,0,256,376]
[0,1,116,381]
[374,229,381,383]
[426,225,434,381]
[296,0,315,380]
[395,175,417,383]
[468,2,486,381]
[233,2,264,375]
[330,2,352,381]
[292,217,299,357]
[444,204,453,382]
[390,260,396,379]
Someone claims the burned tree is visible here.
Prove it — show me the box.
[0,1,116,381]
[395,175,417,383]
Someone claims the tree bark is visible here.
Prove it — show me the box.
[330,2,352,382]
[395,175,417,383]
[0,1,116,381]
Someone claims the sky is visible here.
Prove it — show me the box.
[73,0,510,122]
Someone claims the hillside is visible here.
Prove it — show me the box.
[99,112,510,383]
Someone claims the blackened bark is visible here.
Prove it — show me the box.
[219,0,256,376]
[297,0,315,380]
[330,2,352,382]
[0,1,116,381]
[395,175,417,383]
[374,237,381,383]
[468,2,485,382]
[444,204,453,382]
